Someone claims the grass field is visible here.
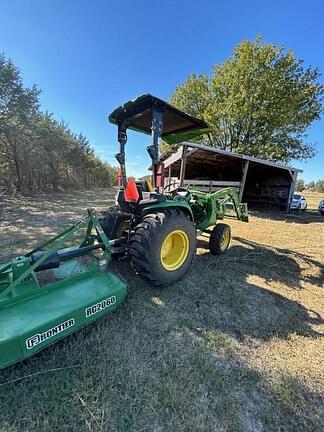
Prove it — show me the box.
[0,189,323,432]
[303,191,323,210]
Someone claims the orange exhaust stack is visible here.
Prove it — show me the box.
[124,177,140,203]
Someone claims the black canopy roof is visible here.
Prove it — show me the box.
[108,94,208,144]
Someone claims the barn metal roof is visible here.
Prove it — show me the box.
[160,142,303,173]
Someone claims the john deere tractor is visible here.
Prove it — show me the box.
[100,94,248,286]
[0,94,248,369]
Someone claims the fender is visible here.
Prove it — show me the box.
[141,199,194,221]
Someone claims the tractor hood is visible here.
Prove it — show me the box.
[108,94,209,144]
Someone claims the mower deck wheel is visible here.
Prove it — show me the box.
[209,223,231,255]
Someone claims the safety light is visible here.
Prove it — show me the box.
[124,177,139,203]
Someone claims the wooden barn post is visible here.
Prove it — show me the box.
[179,145,188,187]
[239,160,249,201]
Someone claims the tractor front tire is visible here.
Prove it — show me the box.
[209,223,231,255]
[130,210,196,287]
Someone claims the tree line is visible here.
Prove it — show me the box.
[164,37,323,163]
[0,54,117,195]
[296,179,324,193]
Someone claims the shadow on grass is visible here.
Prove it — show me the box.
[193,236,323,341]
[251,209,324,224]
[235,237,324,288]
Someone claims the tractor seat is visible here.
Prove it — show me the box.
[173,189,189,201]
[138,193,167,208]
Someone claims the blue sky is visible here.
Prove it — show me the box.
[0,0,323,182]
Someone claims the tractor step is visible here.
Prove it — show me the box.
[0,270,127,369]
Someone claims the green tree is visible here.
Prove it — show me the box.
[0,53,117,194]
[306,181,315,191]
[170,37,323,162]
[295,178,305,192]
[315,180,324,193]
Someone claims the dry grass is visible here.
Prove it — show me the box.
[303,191,323,210]
[0,189,323,431]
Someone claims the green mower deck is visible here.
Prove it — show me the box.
[0,210,128,369]
[0,270,126,368]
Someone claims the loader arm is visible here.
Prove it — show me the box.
[188,187,249,231]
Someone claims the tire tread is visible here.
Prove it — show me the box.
[130,209,196,287]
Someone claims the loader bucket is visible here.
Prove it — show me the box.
[0,209,128,369]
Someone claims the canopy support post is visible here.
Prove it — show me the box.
[147,107,163,190]
[115,124,128,187]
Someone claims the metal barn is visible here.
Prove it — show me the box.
[160,143,302,211]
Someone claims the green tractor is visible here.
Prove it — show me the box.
[100,94,248,286]
[0,94,248,368]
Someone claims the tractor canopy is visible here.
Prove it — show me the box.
[108,94,209,144]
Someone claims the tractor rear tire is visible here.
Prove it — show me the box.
[100,207,130,240]
[130,209,196,287]
[209,223,231,255]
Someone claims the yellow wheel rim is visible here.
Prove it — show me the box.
[160,230,190,271]
[220,230,230,251]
